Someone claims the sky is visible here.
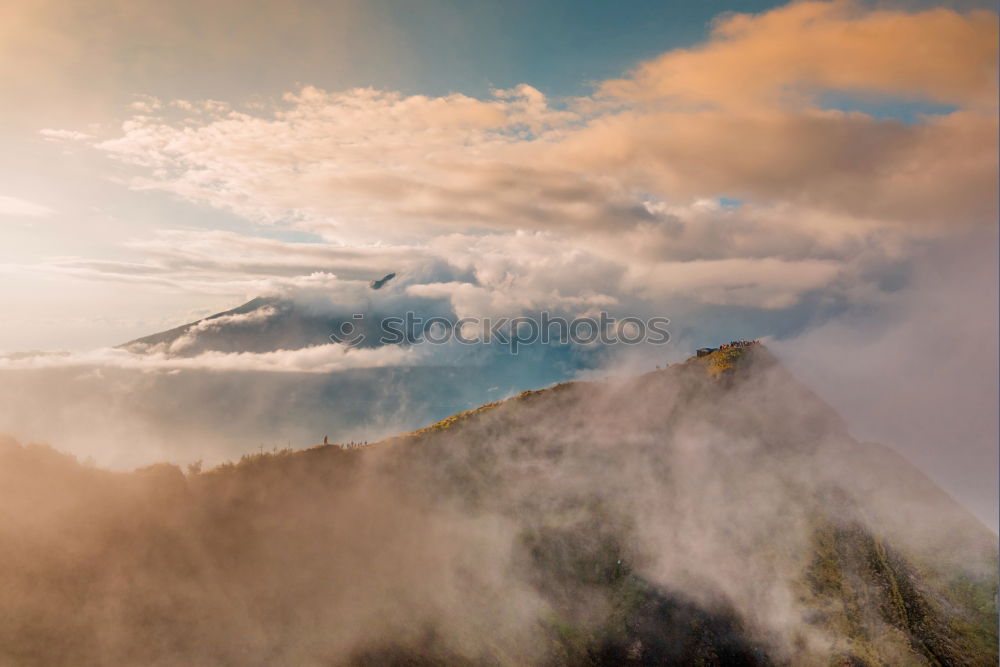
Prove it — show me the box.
[0,0,997,522]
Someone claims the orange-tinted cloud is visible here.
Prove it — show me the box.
[550,106,997,226]
[601,0,998,110]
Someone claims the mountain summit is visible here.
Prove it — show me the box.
[0,345,995,665]
[119,295,390,356]
[120,280,405,357]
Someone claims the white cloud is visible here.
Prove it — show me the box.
[0,342,423,374]
[163,305,279,354]
[39,128,92,141]
[0,195,54,218]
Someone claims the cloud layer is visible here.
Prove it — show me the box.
[85,1,996,237]
[34,0,986,335]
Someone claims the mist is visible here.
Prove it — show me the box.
[0,346,994,665]
[773,228,1000,527]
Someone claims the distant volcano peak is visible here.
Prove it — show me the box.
[370,272,396,290]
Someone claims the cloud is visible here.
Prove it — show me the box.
[24,192,919,338]
[39,128,92,141]
[552,107,996,226]
[90,85,607,236]
[66,2,993,241]
[162,305,279,354]
[0,195,54,218]
[0,342,422,374]
[773,227,999,526]
[600,0,997,110]
[34,229,434,295]
[626,257,842,310]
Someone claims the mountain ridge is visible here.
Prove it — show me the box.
[0,344,994,665]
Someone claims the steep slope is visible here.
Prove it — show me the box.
[373,346,997,664]
[117,295,393,356]
[118,296,283,352]
[116,279,446,356]
[0,346,994,666]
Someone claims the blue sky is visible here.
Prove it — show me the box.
[335,0,779,96]
[101,0,992,101]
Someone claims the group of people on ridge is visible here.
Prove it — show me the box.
[322,435,368,449]
[719,339,759,350]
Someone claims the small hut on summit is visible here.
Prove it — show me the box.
[696,347,716,357]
